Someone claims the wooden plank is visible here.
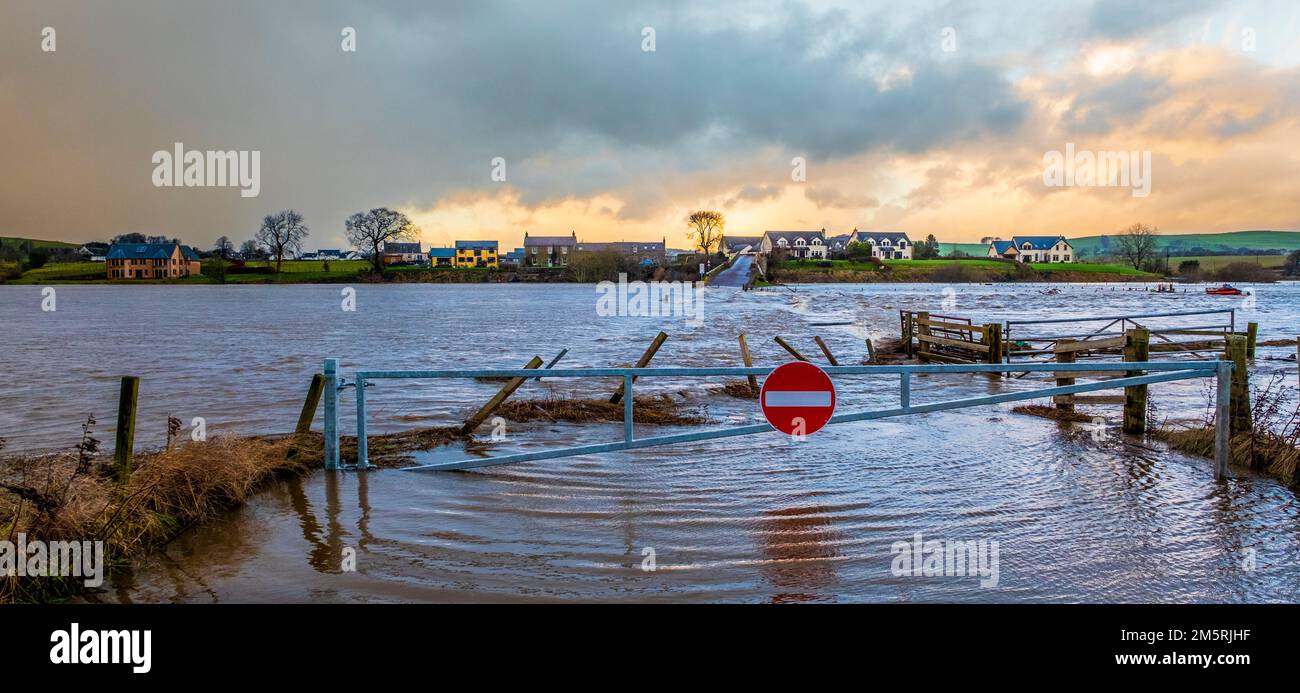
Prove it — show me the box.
[610,331,669,404]
[1148,340,1227,352]
[738,334,758,395]
[774,336,810,362]
[1051,335,1128,353]
[917,333,991,352]
[462,356,544,433]
[914,318,982,333]
[916,351,978,364]
[813,336,839,366]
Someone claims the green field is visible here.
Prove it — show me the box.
[1167,255,1287,271]
[940,230,1300,259]
[0,236,79,250]
[241,259,369,273]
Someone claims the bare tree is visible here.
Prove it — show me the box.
[1115,222,1158,270]
[255,210,310,273]
[344,207,419,273]
[213,236,234,260]
[686,210,725,268]
[239,239,262,259]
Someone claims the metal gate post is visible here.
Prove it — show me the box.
[623,374,634,444]
[324,358,339,471]
[1215,360,1231,479]
[356,375,370,469]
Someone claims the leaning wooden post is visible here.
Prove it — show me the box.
[865,338,877,364]
[1245,322,1258,358]
[462,356,544,434]
[813,336,839,366]
[1225,335,1252,436]
[773,336,810,362]
[915,311,931,362]
[1055,339,1076,414]
[738,334,759,396]
[1122,328,1150,434]
[610,331,668,404]
[287,373,326,460]
[112,376,140,483]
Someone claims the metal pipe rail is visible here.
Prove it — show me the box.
[322,359,1235,478]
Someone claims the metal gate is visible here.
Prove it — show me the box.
[321,358,1233,478]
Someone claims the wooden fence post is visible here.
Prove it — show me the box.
[915,311,931,362]
[865,338,877,364]
[1225,335,1252,436]
[738,334,759,396]
[1122,328,1150,434]
[288,373,325,459]
[773,336,810,362]
[462,356,544,433]
[813,336,839,366]
[1245,322,1258,358]
[1055,339,1076,414]
[610,331,668,404]
[113,376,140,483]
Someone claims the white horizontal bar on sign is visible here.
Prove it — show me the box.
[764,391,832,407]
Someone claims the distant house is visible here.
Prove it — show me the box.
[721,235,762,256]
[825,234,853,255]
[760,230,828,259]
[105,242,202,279]
[300,248,342,261]
[499,247,526,268]
[848,230,912,260]
[987,236,1073,263]
[382,241,424,265]
[575,239,667,266]
[455,240,499,268]
[78,242,110,262]
[428,247,456,268]
[523,231,577,268]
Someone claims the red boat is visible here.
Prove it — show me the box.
[1205,284,1244,296]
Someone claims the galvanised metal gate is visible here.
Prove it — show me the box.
[321,359,1233,478]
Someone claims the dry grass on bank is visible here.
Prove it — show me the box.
[1010,404,1101,423]
[1153,428,1298,486]
[721,380,759,400]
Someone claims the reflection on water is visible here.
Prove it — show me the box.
[5,281,1297,602]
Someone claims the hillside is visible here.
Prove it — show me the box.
[940,230,1300,258]
[0,236,79,250]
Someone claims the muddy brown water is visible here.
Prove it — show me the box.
[2,281,1298,602]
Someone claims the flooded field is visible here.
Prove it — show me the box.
[2,281,1298,602]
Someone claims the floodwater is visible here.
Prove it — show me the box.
[2,281,1298,603]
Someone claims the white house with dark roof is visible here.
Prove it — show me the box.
[760,230,828,259]
[721,234,763,256]
[848,229,912,259]
[986,235,1073,263]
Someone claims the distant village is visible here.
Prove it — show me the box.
[76,228,1077,280]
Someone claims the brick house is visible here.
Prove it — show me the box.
[574,238,667,266]
[523,231,577,267]
[105,242,202,279]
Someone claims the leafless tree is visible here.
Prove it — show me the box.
[344,207,419,273]
[686,210,725,268]
[255,210,309,273]
[1115,222,1158,271]
[213,236,234,260]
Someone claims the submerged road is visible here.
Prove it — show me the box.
[709,254,753,288]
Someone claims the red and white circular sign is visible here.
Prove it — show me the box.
[760,361,836,436]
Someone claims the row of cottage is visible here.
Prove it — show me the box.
[376,232,669,269]
[723,229,1075,264]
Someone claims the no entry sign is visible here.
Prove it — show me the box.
[760,361,836,436]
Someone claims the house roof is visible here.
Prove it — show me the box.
[455,240,498,250]
[990,240,1017,254]
[826,234,852,247]
[315,248,341,256]
[851,230,910,243]
[524,234,576,247]
[383,242,422,253]
[428,247,456,258]
[723,235,762,247]
[1011,235,1067,250]
[763,230,826,244]
[106,242,195,261]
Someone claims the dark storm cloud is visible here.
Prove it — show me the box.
[2,0,1031,245]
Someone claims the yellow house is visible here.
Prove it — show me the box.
[454,240,499,268]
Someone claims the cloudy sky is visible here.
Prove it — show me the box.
[2,0,1298,251]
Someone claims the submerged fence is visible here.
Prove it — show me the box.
[320,358,1234,479]
[1003,308,1240,362]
